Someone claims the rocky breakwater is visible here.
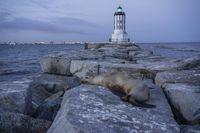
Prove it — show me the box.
[2,43,199,133]
[38,43,200,133]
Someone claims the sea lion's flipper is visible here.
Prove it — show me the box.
[81,79,88,84]
[121,95,129,101]
[128,97,143,106]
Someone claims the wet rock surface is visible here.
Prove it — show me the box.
[0,112,51,133]
[48,85,179,133]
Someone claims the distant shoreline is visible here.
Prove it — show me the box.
[1,41,200,45]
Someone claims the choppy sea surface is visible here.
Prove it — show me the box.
[0,43,200,82]
[0,44,83,82]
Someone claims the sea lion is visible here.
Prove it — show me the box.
[81,72,150,105]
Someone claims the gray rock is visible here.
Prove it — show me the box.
[144,59,183,72]
[103,57,133,64]
[70,57,199,80]
[44,91,64,103]
[181,55,200,70]
[140,55,200,72]
[32,74,80,93]
[84,43,105,49]
[40,50,105,75]
[181,125,200,133]
[0,112,51,133]
[70,60,100,78]
[0,80,32,115]
[155,70,200,87]
[30,83,53,111]
[143,78,160,90]
[48,85,179,133]
[103,49,131,60]
[136,56,170,64]
[70,60,150,79]
[30,74,80,109]
[33,93,63,121]
[163,83,200,124]
[129,50,153,58]
[40,55,72,75]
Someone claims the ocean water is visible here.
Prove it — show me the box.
[0,44,84,82]
[0,43,200,82]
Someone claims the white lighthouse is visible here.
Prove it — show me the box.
[110,6,130,44]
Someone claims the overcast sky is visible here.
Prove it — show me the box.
[0,0,200,43]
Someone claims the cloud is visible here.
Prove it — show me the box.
[0,11,99,34]
[0,0,200,42]
[53,17,99,27]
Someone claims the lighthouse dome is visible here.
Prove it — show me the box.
[117,6,123,12]
[115,6,125,15]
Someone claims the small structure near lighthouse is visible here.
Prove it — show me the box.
[110,6,130,44]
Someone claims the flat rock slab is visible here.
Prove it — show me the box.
[155,70,200,87]
[0,80,32,115]
[0,112,51,133]
[163,83,200,124]
[48,85,179,133]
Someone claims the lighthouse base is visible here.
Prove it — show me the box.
[110,31,130,44]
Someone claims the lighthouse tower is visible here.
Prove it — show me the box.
[110,6,130,44]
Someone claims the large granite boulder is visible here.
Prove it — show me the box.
[33,93,63,121]
[48,85,179,133]
[0,112,51,133]
[30,74,80,109]
[155,70,200,87]
[139,55,200,72]
[144,59,183,72]
[70,60,152,79]
[163,83,200,124]
[181,55,200,70]
[32,74,80,93]
[0,80,32,115]
[40,55,73,75]
[40,50,104,75]
[70,57,200,80]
